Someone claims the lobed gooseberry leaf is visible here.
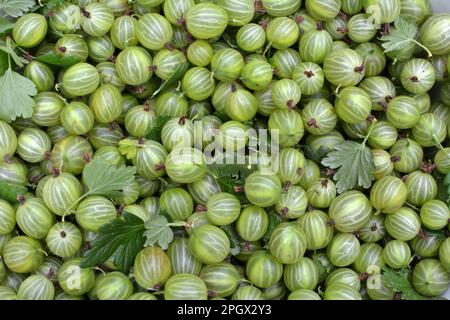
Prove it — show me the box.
[322,140,374,194]
[0,38,29,67]
[380,17,432,58]
[36,52,81,68]
[80,212,146,273]
[382,267,425,300]
[144,114,172,141]
[0,50,7,75]
[0,17,14,35]
[83,158,136,197]
[220,225,241,256]
[151,62,189,98]
[0,0,35,17]
[143,215,185,250]
[0,68,37,122]
[302,145,330,164]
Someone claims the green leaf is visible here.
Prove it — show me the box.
[444,172,450,208]
[0,38,29,67]
[382,267,425,300]
[422,228,446,241]
[380,17,432,58]
[262,210,283,244]
[380,17,417,52]
[36,52,80,68]
[209,162,256,181]
[83,158,136,197]
[321,140,374,193]
[80,213,146,273]
[43,0,65,9]
[0,50,7,76]
[0,68,37,122]
[143,215,176,250]
[220,225,241,256]
[151,62,189,98]
[118,138,141,160]
[212,111,230,122]
[0,17,14,35]
[208,161,257,203]
[302,145,330,164]
[0,0,35,17]
[144,114,172,141]
[434,172,448,204]
[0,181,27,203]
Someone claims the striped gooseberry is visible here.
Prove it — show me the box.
[206,192,240,226]
[335,86,372,124]
[400,58,436,95]
[404,170,437,206]
[275,185,308,219]
[329,191,372,233]
[187,40,213,67]
[17,274,54,300]
[266,17,299,50]
[305,0,341,21]
[236,23,266,53]
[160,188,194,221]
[299,24,333,64]
[412,259,450,297]
[386,96,421,129]
[384,207,421,241]
[134,247,171,289]
[16,197,55,240]
[269,48,302,79]
[306,178,336,208]
[370,176,407,214]
[161,116,194,152]
[200,262,241,298]
[420,13,450,55]
[383,240,412,269]
[268,222,307,264]
[12,13,47,48]
[62,63,100,97]
[189,224,230,264]
[353,242,385,274]
[3,236,44,274]
[246,251,283,289]
[46,222,82,258]
[60,102,95,136]
[283,257,319,291]
[241,60,274,91]
[86,35,115,62]
[58,258,95,295]
[298,209,334,250]
[48,2,82,33]
[116,46,153,86]
[110,15,139,50]
[323,48,365,87]
[51,135,93,175]
[16,128,51,164]
[76,196,117,232]
[354,43,386,77]
[389,138,423,173]
[236,206,269,242]
[80,3,115,37]
[356,213,386,243]
[245,170,282,207]
[186,3,228,40]
[23,61,55,93]
[364,0,401,24]
[327,233,361,267]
